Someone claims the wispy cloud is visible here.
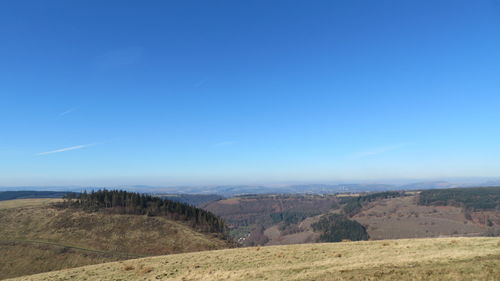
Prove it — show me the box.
[352,143,410,159]
[36,143,95,156]
[59,107,77,116]
[214,141,236,147]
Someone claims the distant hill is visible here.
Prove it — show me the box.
[0,190,224,207]
[0,191,70,201]
[3,179,500,197]
[157,193,224,207]
[7,237,499,281]
[202,189,500,245]
[204,194,340,245]
[170,184,399,195]
[0,192,233,279]
[399,181,457,190]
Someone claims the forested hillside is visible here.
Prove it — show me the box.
[58,190,227,234]
[312,214,369,242]
[203,194,339,244]
[340,191,405,217]
[418,187,500,210]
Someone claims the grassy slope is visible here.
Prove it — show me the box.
[353,196,490,239]
[0,242,119,280]
[0,199,231,280]
[8,237,500,281]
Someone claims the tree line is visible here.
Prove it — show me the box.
[418,187,500,211]
[59,190,228,235]
[340,191,404,217]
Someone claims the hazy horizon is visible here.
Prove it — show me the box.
[1,176,500,190]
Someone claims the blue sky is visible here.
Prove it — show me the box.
[1,1,499,186]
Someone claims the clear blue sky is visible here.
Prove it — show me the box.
[1,1,499,186]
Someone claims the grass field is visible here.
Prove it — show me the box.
[8,237,499,281]
[0,198,62,209]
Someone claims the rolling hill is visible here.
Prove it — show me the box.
[6,237,499,281]
[353,195,496,239]
[203,194,339,244]
[202,188,500,246]
[0,193,233,280]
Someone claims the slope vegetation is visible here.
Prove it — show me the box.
[7,237,499,281]
[205,189,499,245]
[204,194,339,244]
[0,198,232,280]
[354,195,498,239]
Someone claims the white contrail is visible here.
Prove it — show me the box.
[36,144,94,156]
[214,141,236,147]
[59,107,77,116]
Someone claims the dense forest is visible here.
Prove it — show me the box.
[341,191,404,217]
[270,211,321,230]
[418,187,500,210]
[312,214,369,242]
[58,190,228,235]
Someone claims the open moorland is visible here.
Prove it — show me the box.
[0,196,232,280]
[7,237,499,281]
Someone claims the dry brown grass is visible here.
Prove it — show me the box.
[354,196,492,239]
[0,202,229,255]
[7,237,499,281]
[0,242,121,280]
[0,199,232,280]
[0,199,62,210]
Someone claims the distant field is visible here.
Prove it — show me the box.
[0,198,62,209]
[7,237,499,281]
